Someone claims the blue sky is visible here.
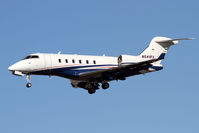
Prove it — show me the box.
[0,0,199,133]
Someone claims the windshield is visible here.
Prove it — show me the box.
[23,55,39,60]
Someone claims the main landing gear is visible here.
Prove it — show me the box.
[102,82,109,90]
[87,83,99,94]
[87,82,110,94]
[88,88,96,94]
[26,74,32,88]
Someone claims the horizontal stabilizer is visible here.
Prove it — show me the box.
[156,38,194,44]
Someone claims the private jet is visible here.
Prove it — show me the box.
[8,36,192,94]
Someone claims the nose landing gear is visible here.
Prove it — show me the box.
[26,83,32,88]
[26,74,32,88]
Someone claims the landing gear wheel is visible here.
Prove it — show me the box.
[88,89,96,94]
[26,83,32,88]
[26,75,32,88]
[102,82,109,89]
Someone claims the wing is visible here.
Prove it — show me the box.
[78,58,161,81]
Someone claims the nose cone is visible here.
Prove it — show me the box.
[8,61,27,72]
[8,65,15,71]
[8,63,20,71]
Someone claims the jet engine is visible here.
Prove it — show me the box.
[117,55,138,65]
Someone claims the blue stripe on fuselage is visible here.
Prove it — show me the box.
[52,64,116,76]
[51,68,104,76]
[31,64,117,77]
[31,63,163,78]
[56,64,117,70]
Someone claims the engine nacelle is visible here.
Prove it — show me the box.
[118,55,138,65]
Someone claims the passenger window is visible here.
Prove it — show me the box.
[72,59,75,63]
[79,60,82,64]
[93,60,96,64]
[58,59,61,63]
[86,60,89,64]
[65,59,68,63]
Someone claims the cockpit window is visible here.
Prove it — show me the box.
[24,56,31,59]
[31,55,39,59]
[23,55,39,60]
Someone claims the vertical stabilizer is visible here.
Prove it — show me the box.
[139,36,192,64]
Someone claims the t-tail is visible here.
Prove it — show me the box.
[139,36,193,65]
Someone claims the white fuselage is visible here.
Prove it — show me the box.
[8,53,160,80]
[8,36,191,94]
